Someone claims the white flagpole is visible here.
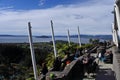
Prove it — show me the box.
[28,22,38,80]
[78,26,81,47]
[50,20,57,58]
[67,29,70,46]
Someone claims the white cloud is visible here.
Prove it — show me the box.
[39,0,46,6]
[0,0,114,35]
[0,6,13,10]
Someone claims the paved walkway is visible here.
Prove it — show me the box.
[96,48,116,80]
[81,53,116,80]
[72,53,116,80]
[95,61,116,80]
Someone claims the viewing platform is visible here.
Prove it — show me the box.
[39,49,117,80]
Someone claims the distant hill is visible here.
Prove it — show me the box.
[35,35,50,38]
[0,35,15,37]
[0,35,27,37]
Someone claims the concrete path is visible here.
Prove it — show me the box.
[95,61,116,80]
[82,53,116,80]
[74,53,116,80]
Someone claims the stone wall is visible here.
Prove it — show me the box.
[42,56,83,80]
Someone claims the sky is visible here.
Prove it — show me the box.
[0,0,114,35]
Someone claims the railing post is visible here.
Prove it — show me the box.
[78,26,81,47]
[112,23,115,43]
[112,23,119,47]
[114,4,120,47]
[67,29,71,46]
[115,4,120,29]
[50,20,57,58]
[28,22,38,80]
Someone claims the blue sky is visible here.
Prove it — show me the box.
[0,0,86,9]
[0,0,114,35]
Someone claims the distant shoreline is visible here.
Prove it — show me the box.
[0,35,112,44]
[0,34,112,39]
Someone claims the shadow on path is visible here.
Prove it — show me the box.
[96,68,116,80]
